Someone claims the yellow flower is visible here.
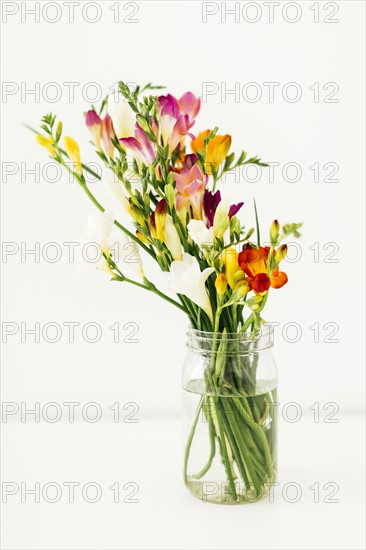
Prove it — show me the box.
[136,230,150,245]
[222,247,246,289]
[64,136,82,174]
[191,130,231,173]
[36,134,55,157]
[215,273,228,297]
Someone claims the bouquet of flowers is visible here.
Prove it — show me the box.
[32,82,301,504]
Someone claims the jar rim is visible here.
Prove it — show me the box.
[188,323,274,338]
[187,324,275,351]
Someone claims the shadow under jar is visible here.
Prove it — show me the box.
[183,324,277,504]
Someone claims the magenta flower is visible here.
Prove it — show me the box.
[85,110,102,150]
[203,190,244,227]
[173,164,208,218]
[120,123,156,165]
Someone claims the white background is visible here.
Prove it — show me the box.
[1,1,365,549]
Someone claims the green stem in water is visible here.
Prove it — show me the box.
[192,400,216,480]
[213,396,238,500]
[183,397,204,485]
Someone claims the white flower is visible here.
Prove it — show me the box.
[187,219,214,247]
[112,233,144,279]
[77,211,143,279]
[77,211,114,277]
[164,214,182,260]
[102,170,142,216]
[107,94,135,139]
[167,253,215,321]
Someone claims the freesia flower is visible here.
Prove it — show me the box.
[213,198,230,239]
[158,93,198,154]
[154,199,167,242]
[102,171,134,218]
[187,219,214,247]
[78,211,144,279]
[167,253,214,322]
[114,234,144,279]
[215,273,228,297]
[64,136,82,174]
[203,190,243,228]
[101,114,115,158]
[77,211,115,278]
[238,245,288,293]
[107,94,135,139]
[222,248,246,290]
[191,130,231,173]
[85,110,102,150]
[173,164,208,218]
[120,123,156,166]
[150,200,182,259]
[36,134,55,156]
[177,92,201,121]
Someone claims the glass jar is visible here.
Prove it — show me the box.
[182,324,277,504]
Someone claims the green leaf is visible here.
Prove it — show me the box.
[254,199,260,246]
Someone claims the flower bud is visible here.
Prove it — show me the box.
[101,114,115,158]
[136,230,150,244]
[222,247,241,289]
[149,213,157,239]
[213,199,230,239]
[164,214,182,260]
[136,115,151,134]
[85,110,102,150]
[270,219,280,243]
[215,273,228,297]
[246,295,263,311]
[36,134,55,157]
[130,206,145,226]
[55,121,63,143]
[164,184,176,211]
[155,199,167,241]
[275,244,287,263]
[233,280,250,299]
[233,269,246,285]
[64,136,82,174]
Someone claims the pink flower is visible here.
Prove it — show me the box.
[177,92,201,121]
[86,111,116,157]
[120,123,156,165]
[101,114,115,158]
[173,164,208,218]
[158,92,200,154]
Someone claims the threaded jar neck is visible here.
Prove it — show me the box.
[187,324,274,355]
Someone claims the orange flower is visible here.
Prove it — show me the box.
[238,245,288,293]
[191,130,231,173]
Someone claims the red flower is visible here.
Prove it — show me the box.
[238,245,288,293]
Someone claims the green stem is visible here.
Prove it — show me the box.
[192,402,216,480]
[115,275,187,313]
[184,397,204,485]
[79,182,156,260]
[213,396,238,499]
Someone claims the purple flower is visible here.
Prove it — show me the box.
[229,201,244,218]
[203,190,222,228]
[203,190,244,228]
